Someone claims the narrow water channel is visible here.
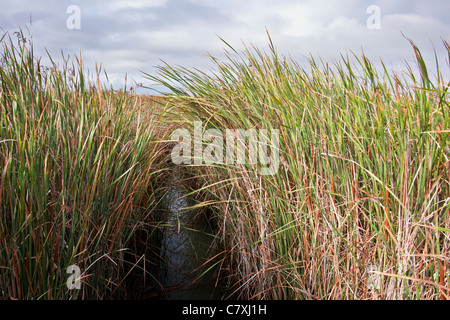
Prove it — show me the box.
[155,167,223,299]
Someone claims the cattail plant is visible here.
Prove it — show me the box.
[145,33,450,300]
[0,29,168,299]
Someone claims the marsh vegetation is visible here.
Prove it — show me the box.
[1,30,449,299]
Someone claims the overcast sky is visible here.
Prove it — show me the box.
[1,0,449,93]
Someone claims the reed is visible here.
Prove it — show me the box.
[2,27,449,300]
[145,34,450,299]
[0,29,168,299]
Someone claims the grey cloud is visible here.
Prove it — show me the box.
[1,0,449,91]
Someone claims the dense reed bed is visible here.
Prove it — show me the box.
[146,35,450,299]
[2,27,449,300]
[0,31,169,299]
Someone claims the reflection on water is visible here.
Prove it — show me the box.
[156,169,222,299]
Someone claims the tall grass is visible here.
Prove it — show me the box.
[146,34,450,299]
[2,27,449,300]
[0,30,168,299]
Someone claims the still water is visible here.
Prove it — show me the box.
[155,168,223,299]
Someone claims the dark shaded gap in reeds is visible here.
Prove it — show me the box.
[120,152,230,299]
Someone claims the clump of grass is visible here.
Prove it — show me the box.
[145,34,450,299]
[0,30,168,299]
